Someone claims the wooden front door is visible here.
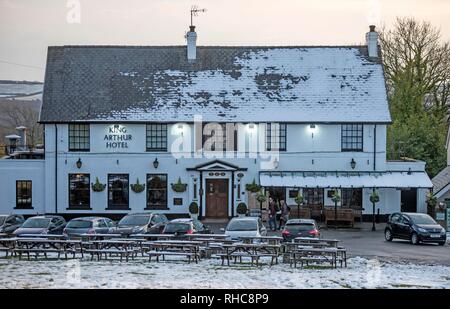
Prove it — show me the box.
[206,179,229,218]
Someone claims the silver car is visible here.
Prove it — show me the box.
[63,217,115,237]
[222,217,267,240]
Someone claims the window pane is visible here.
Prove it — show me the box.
[146,124,167,151]
[146,174,167,208]
[69,174,90,208]
[341,124,363,151]
[69,124,90,151]
[108,174,129,208]
[16,181,32,209]
[266,123,286,151]
[303,188,323,206]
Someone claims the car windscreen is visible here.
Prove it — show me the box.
[66,220,93,229]
[118,216,149,226]
[285,223,315,233]
[0,216,6,226]
[407,214,437,225]
[226,220,257,231]
[22,218,51,228]
[164,223,190,233]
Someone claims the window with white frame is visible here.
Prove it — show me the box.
[266,123,286,151]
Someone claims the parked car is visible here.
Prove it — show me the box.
[162,218,211,235]
[281,219,320,242]
[114,213,168,235]
[385,212,447,245]
[13,215,66,236]
[0,214,25,235]
[63,217,116,237]
[222,217,267,240]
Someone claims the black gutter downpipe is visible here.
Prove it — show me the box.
[199,172,203,220]
[54,124,58,214]
[373,124,377,171]
[231,172,235,218]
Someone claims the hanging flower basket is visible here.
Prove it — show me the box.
[294,193,304,206]
[331,190,341,203]
[171,177,187,193]
[370,190,380,204]
[91,177,106,192]
[130,178,145,193]
[236,202,248,216]
[245,179,261,193]
[256,190,267,204]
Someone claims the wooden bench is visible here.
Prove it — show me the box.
[13,248,66,260]
[146,250,198,263]
[290,206,311,219]
[324,208,354,227]
[84,249,137,262]
[0,246,10,258]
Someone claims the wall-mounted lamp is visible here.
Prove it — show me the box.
[177,124,184,136]
[153,158,159,169]
[407,167,412,175]
[273,157,279,169]
[76,158,82,169]
[350,158,356,170]
[309,124,316,138]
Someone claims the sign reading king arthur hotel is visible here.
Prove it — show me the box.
[104,124,132,149]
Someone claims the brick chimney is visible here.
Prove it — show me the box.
[186,25,197,61]
[366,25,379,58]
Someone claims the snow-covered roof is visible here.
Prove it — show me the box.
[432,165,450,195]
[260,171,432,188]
[40,45,391,123]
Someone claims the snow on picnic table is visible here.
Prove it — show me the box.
[0,257,449,289]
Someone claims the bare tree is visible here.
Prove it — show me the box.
[379,18,450,118]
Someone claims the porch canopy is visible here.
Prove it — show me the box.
[259,171,433,189]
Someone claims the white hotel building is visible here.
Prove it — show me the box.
[0,26,432,221]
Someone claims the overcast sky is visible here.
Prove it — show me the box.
[0,0,449,82]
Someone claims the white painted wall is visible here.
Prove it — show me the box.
[0,160,45,215]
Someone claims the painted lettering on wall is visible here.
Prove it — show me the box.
[104,124,132,149]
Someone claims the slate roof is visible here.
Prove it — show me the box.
[432,165,450,194]
[40,45,391,123]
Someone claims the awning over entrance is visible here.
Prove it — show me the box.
[259,171,433,189]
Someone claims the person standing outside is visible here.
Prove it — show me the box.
[280,200,290,229]
[268,197,277,231]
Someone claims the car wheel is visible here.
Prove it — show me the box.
[411,233,420,245]
[384,229,393,241]
[438,241,446,246]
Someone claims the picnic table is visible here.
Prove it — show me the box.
[293,237,340,248]
[217,243,281,266]
[239,236,283,245]
[85,239,139,262]
[144,240,202,263]
[13,238,83,260]
[76,233,123,241]
[184,234,229,240]
[18,234,67,239]
[289,247,339,268]
[129,234,174,240]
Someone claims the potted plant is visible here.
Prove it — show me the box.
[294,192,304,218]
[236,202,248,217]
[426,192,437,218]
[189,201,199,219]
[171,177,188,193]
[256,190,267,213]
[245,179,261,193]
[331,189,341,228]
[130,178,145,193]
[91,177,106,192]
[370,189,380,231]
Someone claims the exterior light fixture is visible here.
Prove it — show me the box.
[153,158,159,169]
[76,158,82,169]
[273,157,279,169]
[350,158,356,170]
[308,124,316,138]
[407,167,412,175]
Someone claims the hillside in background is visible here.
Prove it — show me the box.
[0,80,43,100]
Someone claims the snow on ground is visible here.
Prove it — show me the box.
[0,256,449,289]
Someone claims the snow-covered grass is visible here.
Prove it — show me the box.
[0,256,449,289]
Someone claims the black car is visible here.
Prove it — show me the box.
[385,212,447,245]
[162,218,211,236]
[281,219,320,242]
[0,214,25,234]
[114,213,168,235]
